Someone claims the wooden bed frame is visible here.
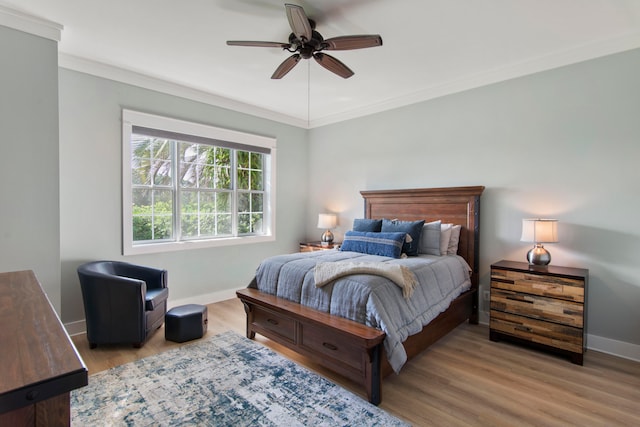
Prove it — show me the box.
[237,186,484,405]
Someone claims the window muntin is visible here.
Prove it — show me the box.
[122,110,275,255]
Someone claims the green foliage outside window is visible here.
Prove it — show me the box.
[131,135,265,243]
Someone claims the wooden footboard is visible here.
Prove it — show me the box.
[237,287,386,404]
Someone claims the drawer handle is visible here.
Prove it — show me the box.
[26,390,39,400]
[267,318,279,325]
[514,325,532,332]
[322,342,338,351]
[506,295,533,304]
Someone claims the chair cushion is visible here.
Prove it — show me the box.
[145,287,169,311]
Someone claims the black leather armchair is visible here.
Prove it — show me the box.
[77,261,169,348]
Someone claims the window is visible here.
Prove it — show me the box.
[122,110,276,255]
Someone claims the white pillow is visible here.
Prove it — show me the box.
[447,225,462,255]
[440,223,453,256]
[418,220,441,255]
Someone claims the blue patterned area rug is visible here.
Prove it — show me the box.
[71,331,409,426]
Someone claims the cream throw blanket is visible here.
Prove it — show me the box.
[314,262,418,299]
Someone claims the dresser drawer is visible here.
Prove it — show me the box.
[252,306,296,343]
[491,289,583,328]
[299,322,362,371]
[491,268,584,303]
[490,310,583,353]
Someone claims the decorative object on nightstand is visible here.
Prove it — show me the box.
[520,218,558,265]
[490,260,588,365]
[317,213,337,244]
[300,241,341,252]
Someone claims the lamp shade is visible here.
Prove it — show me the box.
[520,219,558,243]
[317,213,337,229]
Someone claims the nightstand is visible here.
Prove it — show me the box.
[299,242,340,252]
[489,260,588,365]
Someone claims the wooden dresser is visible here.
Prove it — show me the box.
[489,260,588,365]
[0,270,88,426]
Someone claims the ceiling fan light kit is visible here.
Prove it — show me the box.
[227,3,382,79]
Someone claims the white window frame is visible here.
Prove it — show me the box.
[122,109,276,255]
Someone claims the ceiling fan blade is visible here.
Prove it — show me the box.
[285,3,312,42]
[313,53,354,79]
[323,35,383,50]
[227,40,291,48]
[271,54,301,79]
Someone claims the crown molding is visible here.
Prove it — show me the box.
[0,4,62,41]
[310,31,640,128]
[58,53,309,129]
[59,30,640,130]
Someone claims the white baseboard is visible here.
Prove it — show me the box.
[65,319,88,337]
[65,287,243,337]
[586,334,640,362]
[166,287,240,310]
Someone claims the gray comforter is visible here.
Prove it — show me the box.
[250,250,472,373]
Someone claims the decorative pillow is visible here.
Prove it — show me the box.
[353,218,383,232]
[340,230,406,258]
[440,223,453,255]
[418,220,442,256]
[447,224,462,255]
[381,219,425,256]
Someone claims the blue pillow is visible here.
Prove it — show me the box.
[353,218,383,232]
[340,231,406,258]
[381,219,425,256]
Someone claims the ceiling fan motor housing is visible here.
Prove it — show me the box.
[289,29,324,59]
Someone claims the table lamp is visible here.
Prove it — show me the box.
[520,219,558,265]
[317,213,337,244]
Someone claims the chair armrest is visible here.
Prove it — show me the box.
[116,263,167,290]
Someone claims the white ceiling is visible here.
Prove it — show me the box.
[4,1,640,128]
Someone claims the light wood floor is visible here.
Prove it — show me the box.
[72,298,640,426]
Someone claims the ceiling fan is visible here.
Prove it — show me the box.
[227,3,383,79]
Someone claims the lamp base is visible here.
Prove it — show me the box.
[321,230,334,244]
[527,244,551,265]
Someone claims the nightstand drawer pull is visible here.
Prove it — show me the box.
[506,295,533,304]
[322,342,338,351]
[492,278,515,284]
[514,325,532,332]
[267,318,279,325]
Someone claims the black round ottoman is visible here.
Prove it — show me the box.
[165,304,208,343]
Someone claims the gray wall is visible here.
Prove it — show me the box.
[0,26,61,310]
[306,48,640,347]
[58,69,309,324]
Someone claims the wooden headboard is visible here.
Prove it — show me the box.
[360,186,484,289]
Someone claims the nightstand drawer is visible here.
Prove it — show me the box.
[252,306,296,343]
[491,289,583,328]
[491,269,584,303]
[491,310,583,353]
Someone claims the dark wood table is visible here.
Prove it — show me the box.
[0,270,88,426]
